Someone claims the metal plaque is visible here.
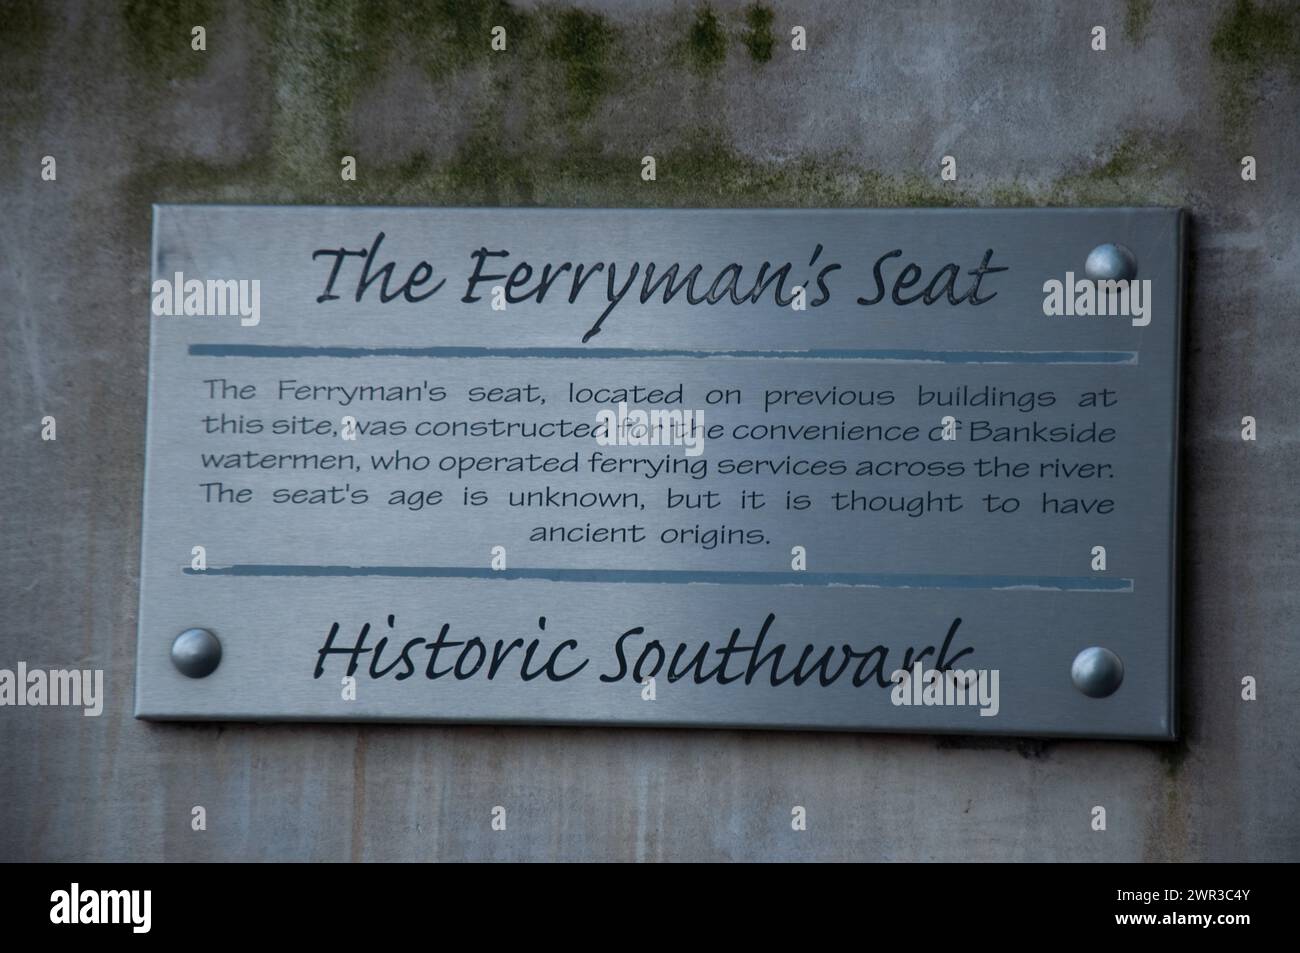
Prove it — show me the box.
[136,206,1183,738]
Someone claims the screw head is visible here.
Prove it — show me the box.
[1085,243,1137,281]
[1071,646,1124,698]
[171,628,222,678]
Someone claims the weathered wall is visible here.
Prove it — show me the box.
[2,0,1298,861]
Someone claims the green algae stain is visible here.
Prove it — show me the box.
[1124,0,1153,45]
[743,3,775,63]
[545,7,616,119]
[1211,0,1298,70]
[1159,737,1190,778]
[0,0,54,63]
[0,0,57,124]
[1084,133,1147,181]
[124,124,1191,216]
[109,4,1187,214]
[256,0,367,187]
[121,0,216,80]
[442,129,541,206]
[1005,132,1191,207]
[418,0,529,82]
[266,0,530,87]
[686,5,727,74]
[1210,0,1300,133]
[242,0,536,186]
[166,0,620,193]
[961,135,1187,209]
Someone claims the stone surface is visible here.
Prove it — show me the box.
[1,0,1298,861]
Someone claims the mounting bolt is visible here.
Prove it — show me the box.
[172,628,222,678]
[1085,243,1137,281]
[1071,646,1124,698]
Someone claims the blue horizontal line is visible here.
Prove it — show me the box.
[189,344,1137,365]
[184,565,1132,591]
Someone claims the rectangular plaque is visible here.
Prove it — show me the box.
[136,206,1183,738]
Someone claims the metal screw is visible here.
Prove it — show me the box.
[1085,243,1137,281]
[171,628,222,678]
[1071,646,1124,698]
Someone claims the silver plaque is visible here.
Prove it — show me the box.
[136,206,1183,738]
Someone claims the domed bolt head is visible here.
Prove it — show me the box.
[171,628,222,678]
[1071,646,1124,698]
[1085,243,1137,281]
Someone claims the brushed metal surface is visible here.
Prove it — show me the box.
[136,206,1183,737]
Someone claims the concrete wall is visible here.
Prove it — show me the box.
[2,0,1297,861]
